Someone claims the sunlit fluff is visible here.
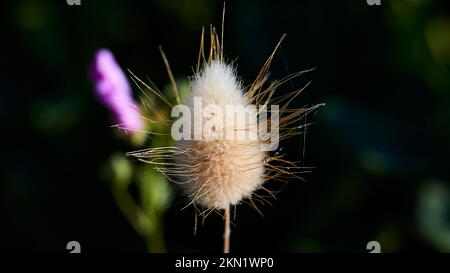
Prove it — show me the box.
[127,27,321,214]
[90,48,143,133]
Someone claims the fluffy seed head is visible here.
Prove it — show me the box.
[176,60,265,209]
[127,25,321,214]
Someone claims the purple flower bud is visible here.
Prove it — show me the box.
[89,49,143,133]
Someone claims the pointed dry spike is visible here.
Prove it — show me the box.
[128,69,173,107]
[211,26,216,59]
[145,76,170,102]
[210,26,220,61]
[205,207,217,219]
[208,24,214,63]
[214,27,221,60]
[252,193,273,206]
[221,2,226,62]
[248,198,264,217]
[280,103,324,123]
[271,86,312,108]
[215,29,220,59]
[159,46,180,104]
[130,75,156,113]
[247,75,269,101]
[138,96,160,119]
[127,72,158,112]
[262,85,277,105]
[248,33,287,99]
[281,81,312,111]
[270,87,305,106]
[253,80,277,106]
[192,202,201,215]
[197,27,206,73]
[269,68,316,93]
[259,185,277,200]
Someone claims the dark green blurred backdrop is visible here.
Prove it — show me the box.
[1,0,450,252]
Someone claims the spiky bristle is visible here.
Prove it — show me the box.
[127,23,321,215]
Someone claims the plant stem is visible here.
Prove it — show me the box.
[223,206,230,253]
[146,220,166,253]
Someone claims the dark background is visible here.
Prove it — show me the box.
[1,0,450,252]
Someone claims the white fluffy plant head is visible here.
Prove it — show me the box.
[128,18,322,219]
[126,11,323,252]
[178,60,266,210]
